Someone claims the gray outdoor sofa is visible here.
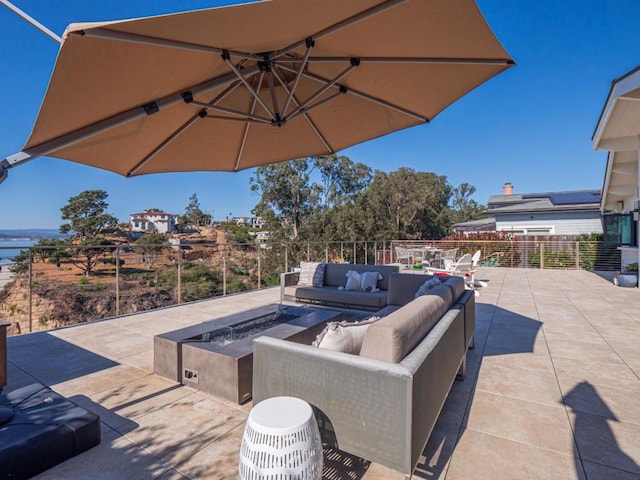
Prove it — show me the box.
[281,262,400,310]
[254,273,475,478]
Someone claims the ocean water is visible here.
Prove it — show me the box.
[0,239,36,264]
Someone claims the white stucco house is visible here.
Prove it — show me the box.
[130,210,177,234]
[232,216,265,228]
[593,65,640,270]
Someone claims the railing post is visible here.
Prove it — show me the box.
[353,243,356,264]
[28,249,33,333]
[223,244,227,296]
[540,243,545,269]
[374,241,378,264]
[575,241,580,269]
[364,241,368,264]
[0,320,9,389]
[510,240,514,267]
[115,246,120,316]
[177,248,182,304]
[306,242,310,261]
[325,244,328,263]
[257,247,262,289]
[340,242,344,261]
[284,245,288,273]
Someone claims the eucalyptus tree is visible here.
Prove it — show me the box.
[450,182,486,225]
[250,158,316,239]
[357,168,452,240]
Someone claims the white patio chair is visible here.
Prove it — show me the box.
[425,253,473,280]
[395,246,413,268]
[436,248,458,269]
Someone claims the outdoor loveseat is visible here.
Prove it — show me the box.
[254,272,475,478]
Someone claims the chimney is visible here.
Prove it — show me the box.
[503,182,513,196]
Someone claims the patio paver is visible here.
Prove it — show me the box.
[3,269,639,479]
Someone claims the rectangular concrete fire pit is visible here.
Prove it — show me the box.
[154,304,342,404]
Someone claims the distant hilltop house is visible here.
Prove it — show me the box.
[454,183,603,236]
[231,216,265,229]
[130,210,178,234]
[251,231,270,249]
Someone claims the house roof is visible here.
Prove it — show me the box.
[453,217,496,228]
[487,190,601,215]
[593,65,640,212]
[130,211,177,217]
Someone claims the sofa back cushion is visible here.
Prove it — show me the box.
[297,262,325,287]
[359,294,448,363]
[387,273,436,306]
[426,285,453,309]
[442,276,465,301]
[323,263,399,289]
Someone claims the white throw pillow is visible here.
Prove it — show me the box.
[312,316,380,354]
[361,271,383,292]
[344,270,363,291]
[297,262,325,287]
[414,276,442,298]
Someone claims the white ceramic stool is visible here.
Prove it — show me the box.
[239,396,323,480]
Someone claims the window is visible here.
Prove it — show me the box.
[602,214,636,246]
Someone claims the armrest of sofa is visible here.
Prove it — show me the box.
[454,290,475,349]
[280,271,300,301]
[253,336,414,474]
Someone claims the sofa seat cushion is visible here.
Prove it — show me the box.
[288,285,388,308]
[0,383,101,480]
[359,294,449,363]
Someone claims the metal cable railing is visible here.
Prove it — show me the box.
[0,238,622,335]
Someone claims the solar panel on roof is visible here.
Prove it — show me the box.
[548,191,601,205]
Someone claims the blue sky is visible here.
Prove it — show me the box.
[1,0,639,229]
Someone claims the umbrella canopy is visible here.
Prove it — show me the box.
[3,0,513,178]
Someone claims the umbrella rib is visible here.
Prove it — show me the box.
[278,64,428,122]
[272,0,408,60]
[272,68,333,153]
[77,28,258,61]
[287,90,344,122]
[5,66,261,168]
[286,63,357,120]
[289,56,515,66]
[204,115,266,124]
[223,55,274,120]
[189,100,272,124]
[127,111,205,177]
[204,80,243,107]
[282,40,314,117]
[267,70,280,121]
[235,72,265,171]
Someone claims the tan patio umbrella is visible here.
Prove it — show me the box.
[1,0,513,180]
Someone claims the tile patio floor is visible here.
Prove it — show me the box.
[4,267,640,479]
